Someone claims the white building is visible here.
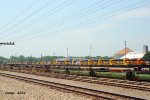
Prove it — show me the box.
[113,47,133,59]
[120,51,146,59]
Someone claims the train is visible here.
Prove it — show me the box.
[7,58,150,68]
[46,58,148,67]
[2,58,150,81]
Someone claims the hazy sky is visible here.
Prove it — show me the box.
[0,0,150,58]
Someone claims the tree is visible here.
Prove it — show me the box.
[0,56,9,64]
[18,55,25,63]
[143,51,150,60]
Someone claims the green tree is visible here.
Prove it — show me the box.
[18,55,25,63]
[143,51,150,60]
[0,56,9,64]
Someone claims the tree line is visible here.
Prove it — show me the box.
[0,55,112,64]
[0,55,65,64]
[0,52,149,64]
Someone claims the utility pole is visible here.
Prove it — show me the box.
[65,48,69,75]
[124,41,126,59]
[15,53,17,64]
[41,53,43,64]
[67,48,68,60]
[90,45,92,59]
[53,52,55,57]
[30,55,33,64]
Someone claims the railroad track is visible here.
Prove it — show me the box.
[0,72,145,100]
[60,75,150,92]
[1,69,150,92]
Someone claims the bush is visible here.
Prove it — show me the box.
[143,51,150,60]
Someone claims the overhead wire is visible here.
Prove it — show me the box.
[6,0,106,40]
[0,0,57,40]
[0,0,40,31]
[27,0,105,25]
[1,0,76,40]
[15,2,147,40]
[26,0,77,26]
[12,0,119,40]
[16,0,150,42]
[50,0,150,36]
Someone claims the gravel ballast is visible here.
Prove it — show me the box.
[0,75,90,100]
[0,70,150,99]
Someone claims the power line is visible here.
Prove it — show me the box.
[1,0,77,41]
[4,0,77,40]
[13,0,120,40]
[0,0,57,39]
[27,0,77,26]
[0,0,40,31]
[16,0,149,42]
[52,0,149,34]
[22,0,106,26]
[10,0,107,40]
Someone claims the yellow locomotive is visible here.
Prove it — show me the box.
[48,58,146,66]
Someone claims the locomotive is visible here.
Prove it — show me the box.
[48,58,147,66]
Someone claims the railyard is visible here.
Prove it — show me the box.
[0,73,89,100]
[1,66,150,100]
[0,70,150,100]
[1,62,150,81]
[1,58,150,100]
[0,0,150,100]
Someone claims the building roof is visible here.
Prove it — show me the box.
[115,47,134,55]
[120,51,145,59]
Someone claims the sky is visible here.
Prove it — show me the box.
[0,0,150,58]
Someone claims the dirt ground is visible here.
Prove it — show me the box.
[0,76,90,100]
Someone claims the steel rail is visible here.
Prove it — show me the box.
[0,72,145,100]
[1,69,150,92]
